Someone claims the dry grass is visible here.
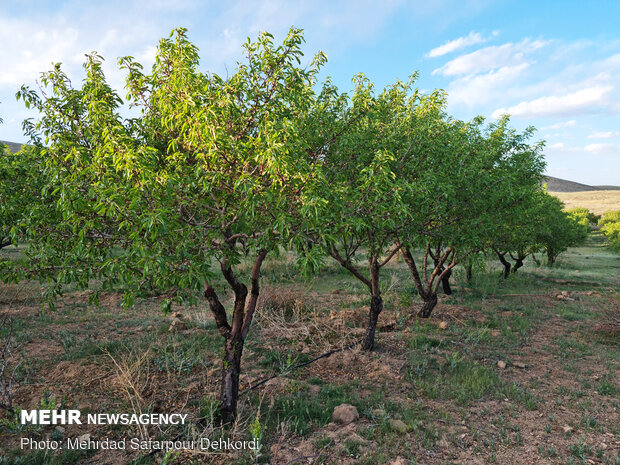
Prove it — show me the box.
[109,349,155,440]
[550,189,620,215]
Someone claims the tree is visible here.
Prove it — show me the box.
[599,211,620,252]
[535,193,588,265]
[0,144,43,251]
[14,28,327,423]
[397,114,545,317]
[307,75,417,350]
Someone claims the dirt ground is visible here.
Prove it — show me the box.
[0,242,619,464]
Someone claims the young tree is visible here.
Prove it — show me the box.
[0,144,43,251]
[598,211,620,252]
[397,115,545,317]
[14,28,327,423]
[308,76,417,350]
[535,193,588,265]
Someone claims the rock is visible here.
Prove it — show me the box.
[372,408,387,418]
[497,360,507,369]
[562,425,573,434]
[54,426,66,434]
[389,458,409,465]
[347,432,370,445]
[168,317,187,331]
[388,419,408,434]
[78,433,91,443]
[556,291,575,301]
[600,442,607,450]
[437,436,450,448]
[171,311,183,319]
[513,361,526,369]
[438,321,449,330]
[490,330,501,338]
[331,404,359,424]
[308,384,321,396]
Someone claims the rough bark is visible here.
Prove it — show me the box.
[441,268,452,295]
[219,336,243,425]
[203,249,267,424]
[511,254,525,274]
[418,292,438,318]
[362,258,382,351]
[401,245,454,318]
[363,294,383,351]
[494,249,511,279]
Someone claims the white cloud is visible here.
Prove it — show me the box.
[540,120,577,130]
[549,142,565,149]
[492,86,613,118]
[432,38,547,76]
[0,18,81,86]
[448,63,528,105]
[427,31,486,58]
[584,143,620,154]
[588,131,620,139]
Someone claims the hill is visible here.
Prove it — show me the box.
[545,175,620,192]
[0,140,26,153]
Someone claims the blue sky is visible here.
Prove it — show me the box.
[1,0,620,185]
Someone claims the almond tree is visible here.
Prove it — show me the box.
[14,28,326,423]
[396,115,545,317]
[0,144,43,252]
[308,76,421,350]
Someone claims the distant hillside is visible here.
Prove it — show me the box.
[545,176,620,192]
[0,140,26,153]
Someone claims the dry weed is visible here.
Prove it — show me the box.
[109,348,154,440]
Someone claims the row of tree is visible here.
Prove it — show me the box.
[0,28,590,422]
[599,211,620,251]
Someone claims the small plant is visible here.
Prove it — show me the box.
[201,396,219,425]
[249,412,263,460]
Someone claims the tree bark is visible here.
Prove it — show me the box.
[362,258,382,351]
[466,263,473,282]
[441,268,452,295]
[203,249,267,424]
[363,294,383,351]
[418,292,438,318]
[219,336,243,425]
[547,250,556,266]
[511,255,525,274]
[494,249,511,279]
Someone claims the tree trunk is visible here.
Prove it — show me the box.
[362,258,383,351]
[511,258,524,274]
[218,336,244,425]
[547,250,556,266]
[362,294,383,351]
[466,263,473,282]
[418,292,438,318]
[495,250,511,279]
[441,268,452,295]
[203,249,267,425]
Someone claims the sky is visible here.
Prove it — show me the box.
[1,0,620,185]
